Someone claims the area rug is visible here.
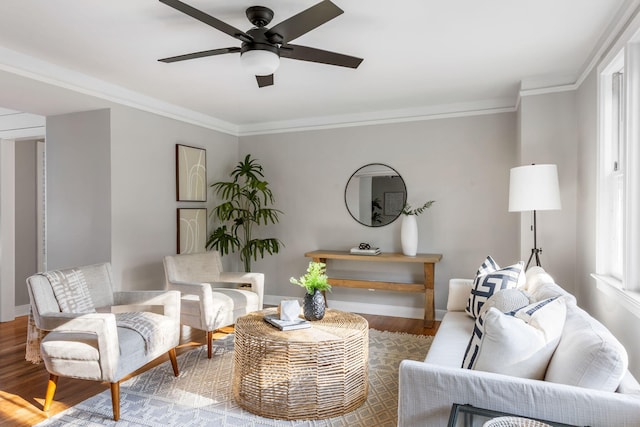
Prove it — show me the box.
[35,330,432,427]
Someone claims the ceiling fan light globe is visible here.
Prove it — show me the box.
[240,50,280,76]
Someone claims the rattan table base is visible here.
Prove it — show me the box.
[233,308,369,420]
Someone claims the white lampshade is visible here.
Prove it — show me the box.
[240,49,280,76]
[509,164,561,212]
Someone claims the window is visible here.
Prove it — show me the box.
[598,61,625,284]
[596,40,640,313]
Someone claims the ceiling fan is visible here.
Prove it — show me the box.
[158,0,363,88]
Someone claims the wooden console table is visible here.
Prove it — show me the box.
[304,250,443,328]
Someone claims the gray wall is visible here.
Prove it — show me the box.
[46,109,111,269]
[45,106,240,292]
[14,139,37,306]
[240,113,520,317]
[518,91,579,295]
[109,105,238,291]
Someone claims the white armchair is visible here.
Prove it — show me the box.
[26,262,181,421]
[163,251,264,358]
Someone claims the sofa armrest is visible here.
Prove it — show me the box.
[219,271,264,309]
[113,290,180,321]
[447,279,472,312]
[38,312,120,380]
[398,360,640,427]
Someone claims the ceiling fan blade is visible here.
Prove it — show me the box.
[159,0,253,43]
[265,0,343,44]
[158,47,241,63]
[256,74,274,88]
[280,44,363,68]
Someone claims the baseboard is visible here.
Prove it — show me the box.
[264,294,445,321]
[14,304,30,317]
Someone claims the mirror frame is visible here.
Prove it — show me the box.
[344,163,407,227]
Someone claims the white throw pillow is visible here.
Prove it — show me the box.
[465,256,525,318]
[545,305,628,391]
[524,266,554,292]
[462,297,567,380]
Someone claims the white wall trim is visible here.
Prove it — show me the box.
[0,46,239,137]
[14,304,29,317]
[519,83,579,99]
[575,0,640,89]
[238,102,516,136]
[518,2,640,101]
[264,294,446,322]
[592,273,640,318]
[0,109,45,140]
[0,139,16,322]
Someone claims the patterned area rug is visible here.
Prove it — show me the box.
[35,329,433,427]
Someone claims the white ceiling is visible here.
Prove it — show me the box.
[0,0,633,135]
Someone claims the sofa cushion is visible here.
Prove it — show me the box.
[545,304,628,391]
[424,311,474,367]
[465,256,525,318]
[462,296,567,379]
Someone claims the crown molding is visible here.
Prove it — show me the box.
[0,46,239,136]
[237,100,517,136]
[576,0,640,88]
[0,109,45,139]
[518,0,640,102]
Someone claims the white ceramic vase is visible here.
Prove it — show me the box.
[401,215,418,256]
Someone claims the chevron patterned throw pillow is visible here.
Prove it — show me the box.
[465,256,524,319]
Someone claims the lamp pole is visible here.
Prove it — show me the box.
[526,209,542,270]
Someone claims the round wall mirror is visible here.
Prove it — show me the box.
[344,163,407,227]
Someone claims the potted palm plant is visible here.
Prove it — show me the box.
[290,261,331,321]
[206,154,283,272]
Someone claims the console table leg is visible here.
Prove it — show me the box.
[424,262,435,328]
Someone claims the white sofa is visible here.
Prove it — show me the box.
[398,268,640,427]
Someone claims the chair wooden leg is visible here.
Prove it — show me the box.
[110,382,120,421]
[207,330,213,358]
[169,348,179,376]
[43,374,58,412]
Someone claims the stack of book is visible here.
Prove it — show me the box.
[264,314,311,331]
[350,246,381,255]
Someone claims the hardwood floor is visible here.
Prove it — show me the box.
[0,313,438,427]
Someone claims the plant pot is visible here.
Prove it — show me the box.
[303,289,326,321]
[401,214,418,256]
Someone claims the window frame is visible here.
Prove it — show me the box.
[594,33,640,316]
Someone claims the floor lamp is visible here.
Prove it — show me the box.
[508,164,561,270]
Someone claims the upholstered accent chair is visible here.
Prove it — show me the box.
[26,262,181,421]
[163,251,264,358]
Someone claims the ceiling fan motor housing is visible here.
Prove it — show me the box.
[241,28,280,55]
[246,6,274,28]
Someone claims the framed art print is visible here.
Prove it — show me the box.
[177,208,207,254]
[176,144,206,202]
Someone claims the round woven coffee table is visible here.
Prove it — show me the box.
[233,308,369,420]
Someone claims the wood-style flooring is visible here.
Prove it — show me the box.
[0,313,439,427]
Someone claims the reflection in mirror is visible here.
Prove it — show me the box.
[344,163,407,227]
